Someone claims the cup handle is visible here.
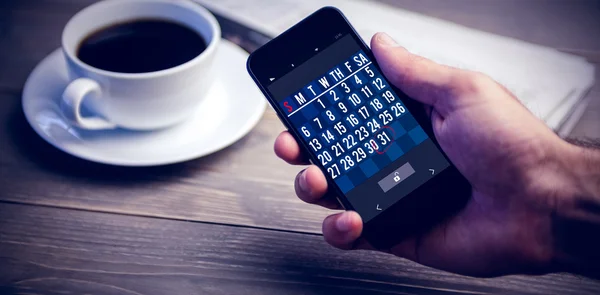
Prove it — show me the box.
[61,78,117,130]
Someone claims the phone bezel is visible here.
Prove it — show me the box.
[247,6,470,249]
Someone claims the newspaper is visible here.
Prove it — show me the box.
[196,0,596,134]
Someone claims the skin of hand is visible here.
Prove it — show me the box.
[273,32,599,277]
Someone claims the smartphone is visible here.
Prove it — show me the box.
[247,7,470,249]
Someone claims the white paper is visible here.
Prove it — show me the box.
[196,0,595,130]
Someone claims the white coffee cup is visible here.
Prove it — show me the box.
[61,0,220,130]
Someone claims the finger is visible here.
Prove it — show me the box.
[430,107,444,133]
[274,131,309,165]
[295,165,342,209]
[371,32,485,117]
[322,211,365,250]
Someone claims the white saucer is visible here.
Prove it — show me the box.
[22,40,266,166]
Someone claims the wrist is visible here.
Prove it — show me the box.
[550,141,600,277]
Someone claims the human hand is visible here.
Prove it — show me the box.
[274,32,583,277]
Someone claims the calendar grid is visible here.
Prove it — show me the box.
[278,50,430,194]
[286,61,373,117]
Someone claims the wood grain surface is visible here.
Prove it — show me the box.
[0,0,599,294]
[2,202,600,295]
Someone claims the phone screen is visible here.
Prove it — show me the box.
[264,33,451,222]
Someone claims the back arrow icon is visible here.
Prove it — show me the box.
[376,204,382,211]
[429,169,435,175]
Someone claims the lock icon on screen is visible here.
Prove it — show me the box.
[393,172,401,182]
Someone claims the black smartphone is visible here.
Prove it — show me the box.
[247,7,470,249]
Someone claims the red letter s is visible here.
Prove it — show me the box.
[283,102,293,113]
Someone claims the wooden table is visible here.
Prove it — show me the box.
[1,0,599,294]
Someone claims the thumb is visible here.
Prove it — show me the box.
[371,32,476,116]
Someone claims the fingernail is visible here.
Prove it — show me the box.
[299,169,310,193]
[336,214,353,233]
[378,33,397,47]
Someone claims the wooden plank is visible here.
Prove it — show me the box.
[0,8,73,90]
[0,89,327,231]
[1,202,599,295]
[0,91,329,233]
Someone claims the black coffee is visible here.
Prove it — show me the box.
[77,19,207,73]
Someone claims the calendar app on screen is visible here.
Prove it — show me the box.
[267,35,450,222]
